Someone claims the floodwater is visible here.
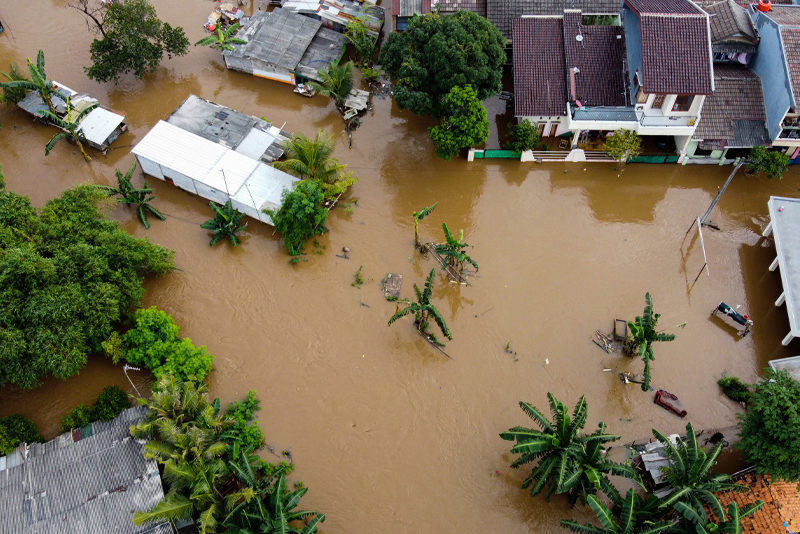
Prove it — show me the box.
[2,1,800,532]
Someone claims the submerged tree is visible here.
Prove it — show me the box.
[561,490,675,534]
[603,129,642,167]
[0,62,29,106]
[201,200,248,246]
[344,17,377,65]
[504,119,541,153]
[309,61,354,110]
[37,97,97,162]
[433,223,478,279]
[0,50,58,115]
[98,161,165,228]
[626,293,685,392]
[675,500,763,534]
[195,22,247,52]
[388,268,452,345]
[428,85,489,160]
[747,145,789,180]
[412,202,437,249]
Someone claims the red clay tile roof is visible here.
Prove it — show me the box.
[563,11,628,106]
[639,14,714,95]
[763,5,800,26]
[437,0,487,16]
[488,0,620,40]
[706,0,759,54]
[712,472,800,534]
[697,0,792,7]
[627,0,702,15]
[391,0,432,19]
[512,17,568,116]
[782,28,800,99]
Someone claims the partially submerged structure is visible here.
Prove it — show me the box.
[763,196,800,346]
[768,354,800,380]
[17,81,127,151]
[0,406,169,534]
[223,8,346,85]
[131,95,299,225]
[281,0,384,38]
[712,469,800,533]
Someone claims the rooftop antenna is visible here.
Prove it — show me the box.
[220,169,231,194]
[123,364,143,397]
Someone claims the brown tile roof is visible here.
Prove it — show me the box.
[488,0,620,40]
[711,472,800,534]
[697,0,792,7]
[512,17,568,116]
[626,0,702,15]
[782,28,800,99]
[706,0,759,54]
[694,65,768,146]
[639,14,714,95]
[437,0,487,16]
[763,5,800,26]
[563,11,628,106]
[391,0,432,19]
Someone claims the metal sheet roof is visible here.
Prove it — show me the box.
[78,108,126,145]
[206,150,260,195]
[234,127,280,160]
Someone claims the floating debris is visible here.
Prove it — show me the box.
[654,390,687,418]
[383,273,402,301]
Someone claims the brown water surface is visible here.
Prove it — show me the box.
[1,2,800,532]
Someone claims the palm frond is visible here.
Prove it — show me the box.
[133,493,194,525]
[387,304,418,327]
[423,304,452,340]
[586,495,617,532]
[559,520,606,534]
[44,132,70,155]
[518,401,554,432]
[413,202,438,221]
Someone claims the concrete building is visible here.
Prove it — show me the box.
[763,195,800,347]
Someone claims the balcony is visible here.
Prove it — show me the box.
[637,113,697,127]
[567,103,698,134]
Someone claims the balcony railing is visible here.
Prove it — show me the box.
[568,104,697,128]
[637,113,697,127]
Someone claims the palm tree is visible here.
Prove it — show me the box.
[388,268,452,345]
[412,202,437,249]
[561,490,676,534]
[500,394,639,505]
[38,97,97,162]
[195,22,247,52]
[433,223,478,277]
[308,61,354,110]
[626,293,686,391]
[99,161,165,228]
[201,200,248,246]
[653,423,748,525]
[1,62,29,105]
[0,50,58,115]
[675,500,763,534]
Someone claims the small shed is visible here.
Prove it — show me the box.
[763,196,800,346]
[281,0,385,38]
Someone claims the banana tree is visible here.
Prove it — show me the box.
[195,22,247,52]
[38,97,97,162]
[98,161,165,228]
[412,202,437,249]
[388,268,452,346]
[674,500,763,534]
[561,490,676,534]
[626,292,686,391]
[433,223,478,277]
[201,200,248,246]
[0,50,58,115]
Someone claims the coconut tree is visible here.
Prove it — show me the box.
[37,97,97,162]
[388,268,452,345]
[561,490,676,534]
[412,202,437,249]
[434,223,478,278]
[653,423,748,526]
[201,200,248,246]
[674,500,763,534]
[500,394,637,505]
[308,61,354,110]
[98,161,165,228]
[626,293,686,392]
[195,22,247,52]
[0,50,58,115]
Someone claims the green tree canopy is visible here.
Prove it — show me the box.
[428,85,489,160]
[736,369,800,484]
[378,10,506,117]
[0,414,42,455]
[603,129,642,166]
[0,184,174,389]
[85,0,189,83]
[747,145,789,180]
[504,119,541,153]
[264,180,328,257]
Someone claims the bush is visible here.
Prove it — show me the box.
[123,307,214,382]
[93,385,132,421]
[224,390,264,452]
[59,404,94,433]
[504,119,541,153]
[747,145,789,180]
[718,376,751,403]
[603,129,642,165]
[102,332,126,364]
[0,413,42,455]
[264,181,328,256]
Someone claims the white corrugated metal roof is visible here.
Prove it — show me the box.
[231,162,298,215]
[234,127,278,160]
[132,121,228,182]
[78,108,125,145]
[206,150,260,194]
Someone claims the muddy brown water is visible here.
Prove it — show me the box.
[2,2,800,532]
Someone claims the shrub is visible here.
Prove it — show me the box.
[59,404,94,433]
[718,376,751,403]
[504,119,541,153]
[123,307,214,382]
[603,129,642,165]
[0,413,42,454]
[224,390,264,452]
[93,385,132,421]
[747,145,789,180]
[264,181,328,256]
[102,332,126,364]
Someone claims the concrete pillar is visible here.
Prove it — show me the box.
[783,332,794,346]
[565,149,586,162]
[776,292,786,306]
[770,256,779,272]
[763,220,773,237]
[467,148,475,162]
[520,150,534,162]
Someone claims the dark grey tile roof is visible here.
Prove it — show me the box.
[626,0,701,14]
[706,0,759,54]
[488,0,619,40]
[563,11,628,106]
[763,5,800,26]
[438,0,487,16]
[782,28,800,100]
[639,13,714,95]
[512,17,568,116]
[697,0,792,7]
[0,406,168,534]
[694,65,768,147]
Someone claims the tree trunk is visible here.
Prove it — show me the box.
[75,136,91,162]
[414,222,420,248]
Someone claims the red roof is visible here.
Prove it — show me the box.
[512,18,567,117]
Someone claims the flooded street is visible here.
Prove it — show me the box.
[2,1,800,532]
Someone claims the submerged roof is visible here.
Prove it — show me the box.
[767,196,800,341]
[512,17,567,116]
[489,0,619,40]
[706,0,759,54]
[0,406,169,534]
[693,65,768,147]
[78,108,126,145]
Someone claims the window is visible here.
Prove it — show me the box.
[652,95,665,109]
[672,95,693,112]
[636,86,647,104]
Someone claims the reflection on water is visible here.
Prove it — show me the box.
[1,2,800,533]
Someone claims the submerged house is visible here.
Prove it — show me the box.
[223,8,346,85]
[17,81,127,151]
[281,0,385,38]
[131,95,299,225]
[0,406,169,534]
